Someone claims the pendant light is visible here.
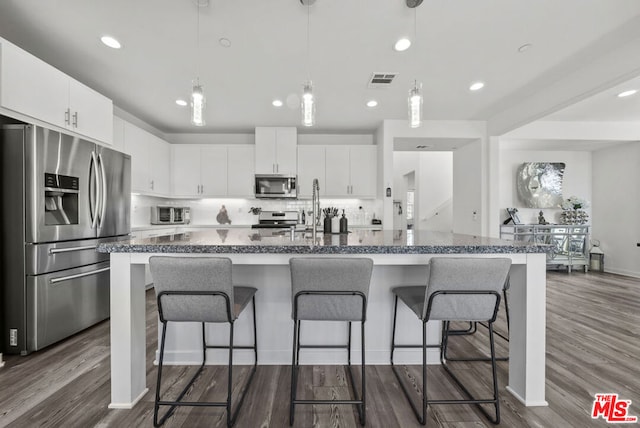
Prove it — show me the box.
[407,3,423,128]
[191,1,206,126]
[301,0,315,127]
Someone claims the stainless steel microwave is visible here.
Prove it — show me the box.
[254,174,297,199]
[150,206,191,224]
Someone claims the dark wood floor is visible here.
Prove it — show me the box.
[1,271,639,427]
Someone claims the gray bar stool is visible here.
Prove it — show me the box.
[149,256,258,428]
[445,276,510,362]
[289,257,374,426]
[390,257,511,425]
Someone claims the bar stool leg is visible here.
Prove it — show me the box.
[289,319,300,426]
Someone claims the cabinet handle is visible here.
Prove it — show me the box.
[72,112,78,128]
[201,184,204,194]
[151,180,154,190]
[276,164,279,173]
[64,108,71,125]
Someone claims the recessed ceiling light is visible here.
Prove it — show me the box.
[272,99,283,107]
[469,81,485,91]
[517,43,532,53]
[366,100,378,108]
[219,38,231,48]
[100,35,121,49]
[175,99,187,107]
[617,89,637,98]
[394,38,411,52]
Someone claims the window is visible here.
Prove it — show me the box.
[406,190,414,226]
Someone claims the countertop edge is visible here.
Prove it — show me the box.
[97,243,548,254]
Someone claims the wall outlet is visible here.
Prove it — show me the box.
[472,211,478,221]
[9,329,17,346]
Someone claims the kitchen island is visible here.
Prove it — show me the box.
[98,228,549,410]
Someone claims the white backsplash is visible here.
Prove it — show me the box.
[132,195,383,227]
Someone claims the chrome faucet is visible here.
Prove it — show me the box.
[312,178,320,242]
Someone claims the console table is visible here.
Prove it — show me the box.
[500,224,590,272]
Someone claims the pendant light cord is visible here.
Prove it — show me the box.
[306,2,310,81]
[196,2,201,81]
[413,7,417,87]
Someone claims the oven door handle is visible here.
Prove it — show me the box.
[49,245,97,254]
[50,266,110,284]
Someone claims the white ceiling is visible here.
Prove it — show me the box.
[1,0,640,134]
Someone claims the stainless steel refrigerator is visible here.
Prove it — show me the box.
[1,124,131,354]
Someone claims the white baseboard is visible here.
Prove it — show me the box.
[604,267,640,279]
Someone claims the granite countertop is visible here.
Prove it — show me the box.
[132,224,383,231]
[98,228,549,255]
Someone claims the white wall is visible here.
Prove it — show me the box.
[418,153,453,231]
[592,141,640,277]
[453,141,483,235]
[380,119,487,231]
[393,152,453,232]
[499,146,592,225]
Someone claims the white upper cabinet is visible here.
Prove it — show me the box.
[150,135,171,196]
[298,145,326,198]
[124,121,170,196]
[0,39,113,143]
[200,146,228,197]
[172,145,203,197]
[324,146,351,196]
[255,127,297,175]
[227,145,255,197]
[348,146,377,197]
[68,79,113,143]
[172,145,231,197]
[112,116,126,153]
[324,145,377,198]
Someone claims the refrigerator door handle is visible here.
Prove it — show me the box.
[90,151,100,229]
[98,153,108,228]
[50,266,110,284]
[49,245,97,254]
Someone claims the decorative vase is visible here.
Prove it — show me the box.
[560,209,589,225]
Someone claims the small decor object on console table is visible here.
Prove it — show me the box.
[560,196,589,224]
[538,211,548,225]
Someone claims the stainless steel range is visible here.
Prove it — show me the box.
[251,211,300,229]
[1,124,131,354]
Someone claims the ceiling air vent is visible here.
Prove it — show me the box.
[368,72,398,88]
